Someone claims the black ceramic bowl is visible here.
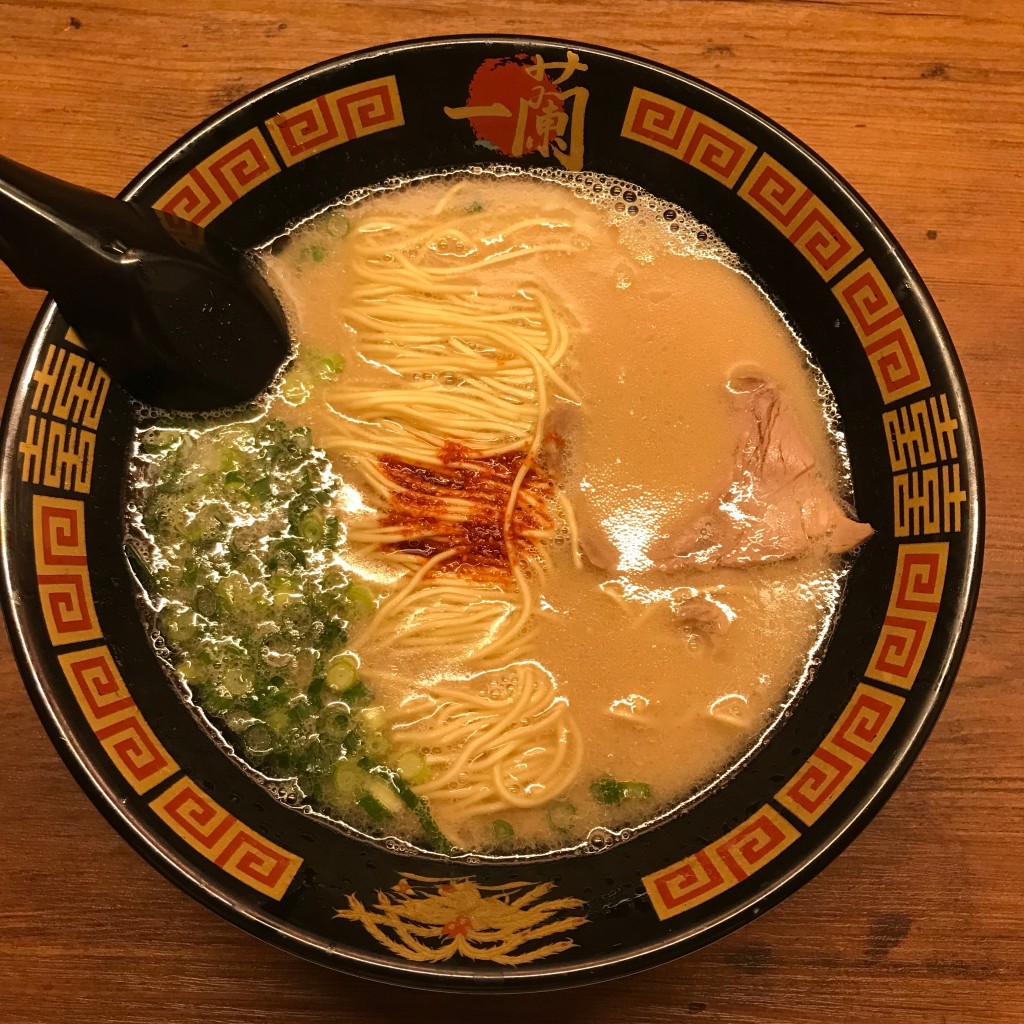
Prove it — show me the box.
[0,36,983,991]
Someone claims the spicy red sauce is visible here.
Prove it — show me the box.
[378,442,555,580]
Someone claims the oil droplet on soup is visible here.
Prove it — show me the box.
[132,167,866,856]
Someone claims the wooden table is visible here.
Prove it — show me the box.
[1,2,1020,1021]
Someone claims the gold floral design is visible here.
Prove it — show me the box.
[335,873,588,964]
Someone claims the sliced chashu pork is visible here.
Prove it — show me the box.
[651,378,872,571]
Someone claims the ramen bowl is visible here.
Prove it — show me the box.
[0,36,982,991]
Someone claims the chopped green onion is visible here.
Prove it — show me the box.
[297,511,325,544]
[491,819,515,842]
[325,655,358,692]
[590,775,652,805]
[221,668,251,696]
[193,586,219,619]
[318,618,347,651]
[365,776,405,816]
[358,705,386,732]
[622,781,652,801]
[337,679,370,705]
[217,573,268,614]
[415,802,452,855]
[357,792,393,822]
[345,583,375,619]
[319,708,351,741]
[363,731,389,759]
[136,405,455,852]
[591,776,623,806]
[366,765,418,810]
[243,722,275,756]
[177,658,201,682]
[391,774,420,810]
[396,750,430,785]
[332,760,363,801]
[326,213,350,239]
[318,355,344,380]
[248,476,272,503]
[196,685,234,714]
[264,706,290,734]
[270,574,302,606]
[267,537,307,570]
[220,450,242,472]
[547,798,576,834]
[323,515,340,550]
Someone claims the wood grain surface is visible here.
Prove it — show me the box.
[1,2,1021,1022]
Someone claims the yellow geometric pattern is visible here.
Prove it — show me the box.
[621,87,757,188]
[150,776,302,901]
[776,683,905,826]
[643,806,799,921]
[737,154,862,280]
[32,494,101,646]
[57,645,178,794]
[867,542,949,688]
[832,258,931,402]
[266,76,404,167]
[154,127,280,228]
[19,341,108,496]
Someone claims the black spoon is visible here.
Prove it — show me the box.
[0,154,292,412]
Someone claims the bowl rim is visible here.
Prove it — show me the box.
[0,34,985,991]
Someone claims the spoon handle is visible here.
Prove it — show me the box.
[0,153,179,305]
[0,154,290,412]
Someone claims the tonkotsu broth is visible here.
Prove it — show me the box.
[253,168,849,852]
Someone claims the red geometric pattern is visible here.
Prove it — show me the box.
[94,713,179,793]
[57,646,134,726]
[32,495,100,645]
[153,128,280,228]
[876,545,948,678]
[266,76,404,167]
[643,806,799,921]
[149,777,303,901]
[776,683,905,826]
[737,154,862,280]
[620,87,757,188]
[57,646,178,794]
[830,687,904,760]
[33,493,85,565]
[832,259,931,402]
[867,542,949,688]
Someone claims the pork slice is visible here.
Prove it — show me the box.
[652,378,873,571]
